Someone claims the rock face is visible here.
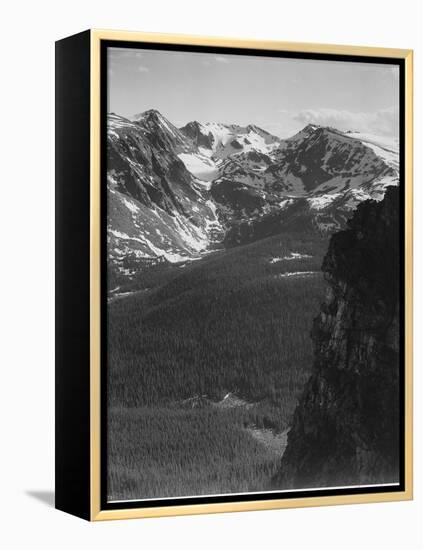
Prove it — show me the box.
[276,186,400,488]
[107,112,223,284]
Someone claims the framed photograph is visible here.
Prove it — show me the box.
[55,29,413,521]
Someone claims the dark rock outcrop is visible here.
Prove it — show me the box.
[179,120,215,150]
[276,186,400,488]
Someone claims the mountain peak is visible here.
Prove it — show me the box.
[246,123,267,135]
[128,109,196,154]
[132,108,169,124]
[302,123,321,133]
[142,108,162,118]
[180,120,203,131]
[289,124,348,142]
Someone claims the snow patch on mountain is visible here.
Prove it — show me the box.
[345,131,399,170]
[277,271,318,278]
[180,120,281,159]
[178,153,219,182]
[308,193,343,210]
[122,197,140,214]
[279,199,295,209]
[345,131,399,152]
[269,252,312,264]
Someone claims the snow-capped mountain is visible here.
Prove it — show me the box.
[130,109,194,154]
[107,111,223,285]
[179,121,281,159]
[204,125,398,228]
[272,124,397,195]
[107,109,399,285]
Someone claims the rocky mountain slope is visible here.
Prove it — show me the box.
[275,186,400,489]
[107,109,399,286]
[107,111,223,283]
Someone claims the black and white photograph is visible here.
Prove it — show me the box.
[105,45,402,503]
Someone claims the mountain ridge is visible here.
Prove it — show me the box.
[107,109,399,286]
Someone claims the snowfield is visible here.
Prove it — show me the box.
[178,153,219,182]
[308,193,342,210]
[346,131,399,169]
[189,121,281,159]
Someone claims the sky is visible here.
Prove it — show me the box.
[107,47,400,139]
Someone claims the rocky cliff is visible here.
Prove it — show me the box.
[276,186,401,489]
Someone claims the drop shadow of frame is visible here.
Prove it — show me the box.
[26,490,55,508]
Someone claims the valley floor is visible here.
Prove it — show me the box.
[106,231,328,501]
[108,400,289,502]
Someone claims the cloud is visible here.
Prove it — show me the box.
[109,48,144,60]
[202,56,231,66]
[293,106,399,137]
[214,56,230,64]
[108,49,146,73]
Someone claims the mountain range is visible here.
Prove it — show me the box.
[107,108,399,287]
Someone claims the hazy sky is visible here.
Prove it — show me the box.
[108,47,399,138]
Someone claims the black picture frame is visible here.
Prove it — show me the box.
[55,29,413,521]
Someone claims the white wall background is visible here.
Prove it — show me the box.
[0,0,420,547]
